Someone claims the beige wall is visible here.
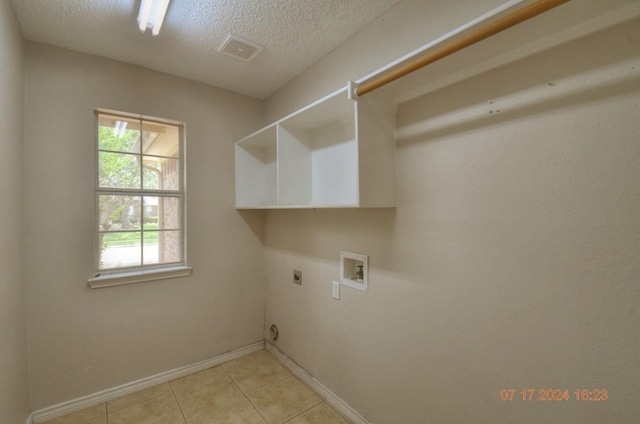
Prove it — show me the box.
[0,1,30,423]
[263,1,640,423]
[23,43,266,409]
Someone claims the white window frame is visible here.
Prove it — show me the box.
[88,109,191,288]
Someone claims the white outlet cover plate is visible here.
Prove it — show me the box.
[332,281,340,299]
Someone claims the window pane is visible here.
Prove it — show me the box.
[142,158,160,190]
[142,157,180,191]
[143,196,180,230]
[99,152,141,189]
[99,195,142,231]
[98,114,140,153]
[95,112,185,274]
[99,232,142,269]
[143,231,181,265]
[141,121,180,158]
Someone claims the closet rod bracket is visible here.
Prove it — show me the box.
[347,80,359,100]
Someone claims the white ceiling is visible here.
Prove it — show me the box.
[10,0,403,99]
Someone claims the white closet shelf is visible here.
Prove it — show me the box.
[235,87,396,209]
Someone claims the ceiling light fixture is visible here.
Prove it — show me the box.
[114,120,128,138]
[138,0,170,36]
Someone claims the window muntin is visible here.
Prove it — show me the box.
[96,112,185,273]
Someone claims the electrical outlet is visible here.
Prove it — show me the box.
[332,281,340,299]
[293,269,302,285]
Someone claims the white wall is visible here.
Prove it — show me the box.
[23,43,266,409]
[263,1,640,423]
[0,1,30,423]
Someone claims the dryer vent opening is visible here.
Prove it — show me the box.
[269,324,279,341]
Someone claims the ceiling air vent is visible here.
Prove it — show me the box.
[218,35,263,62]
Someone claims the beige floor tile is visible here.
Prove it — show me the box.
[107,383,173,412]
[107,393,184,424]
[43,415,107,424]
[41,403,106,424]
[44,351,351,424]
[186,396,267,424]
[287,403,350,424]
[246,376,322,424]
[173,380,250,422]
[222,350,291,393]
[77,417,107,424]
[170,365,232,393]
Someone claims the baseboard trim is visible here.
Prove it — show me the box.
[31,340,265,424]
[265,342,371,424]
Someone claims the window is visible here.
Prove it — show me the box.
[90,110,190,287]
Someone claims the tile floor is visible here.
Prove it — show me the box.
[42,349,352,424]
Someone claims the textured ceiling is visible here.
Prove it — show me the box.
[10,0,403,99]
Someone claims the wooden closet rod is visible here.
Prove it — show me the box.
[355,0,572,97]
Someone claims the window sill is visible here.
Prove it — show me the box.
[88,266,192,289]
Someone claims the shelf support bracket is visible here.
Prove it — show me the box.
[347,80,359,100]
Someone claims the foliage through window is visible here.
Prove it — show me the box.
[96,111,185,273]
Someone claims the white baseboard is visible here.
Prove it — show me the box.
[265,342,372,424]
[31,341,264,424]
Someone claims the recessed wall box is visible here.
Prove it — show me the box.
[340,251,368,292]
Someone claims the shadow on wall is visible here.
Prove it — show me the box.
[264,208,398,269]
[237,210,267,245]
[396,19,640,146]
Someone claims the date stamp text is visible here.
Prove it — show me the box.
[499,389,609,402]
